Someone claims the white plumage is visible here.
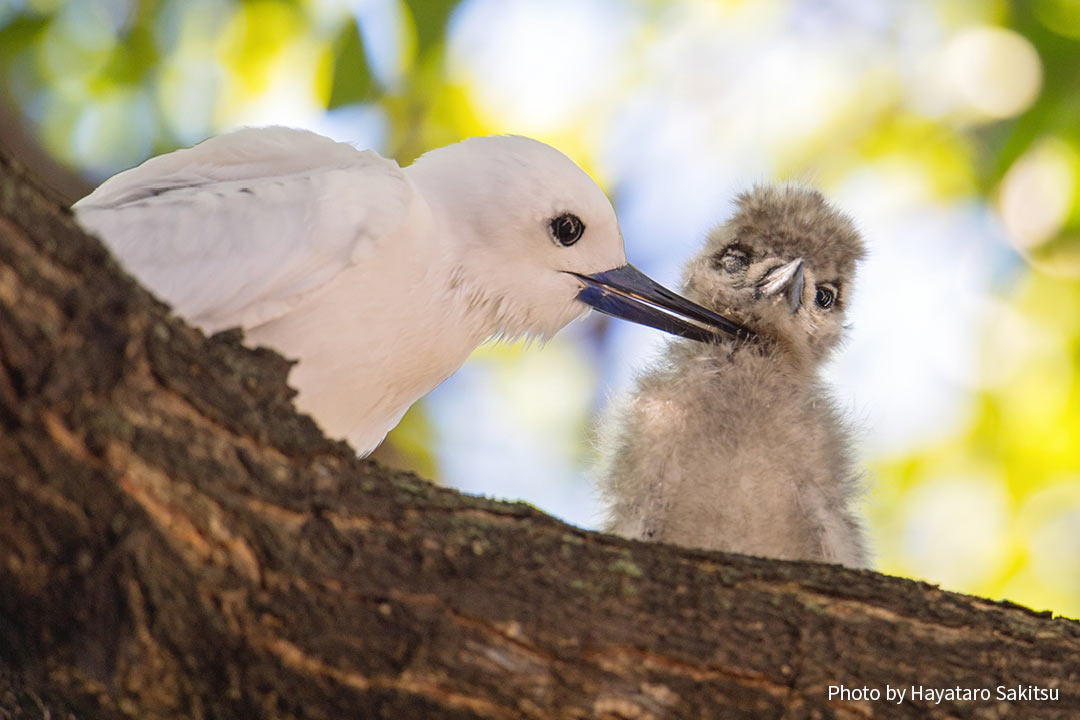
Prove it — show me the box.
[75,127,745,455]
[77,129,411,331]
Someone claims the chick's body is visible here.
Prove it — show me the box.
[596,186,868,567]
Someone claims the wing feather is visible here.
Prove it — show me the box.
[74,126,413,331]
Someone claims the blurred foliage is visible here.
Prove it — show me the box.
[868,268,1080,595]
[0,0,1077,619]
[860,3,1080,618]
[0,0,474,172]
[326,18,375,109]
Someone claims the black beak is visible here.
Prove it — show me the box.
[571,264,755,343]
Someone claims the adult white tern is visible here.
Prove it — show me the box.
[74,127,751,454]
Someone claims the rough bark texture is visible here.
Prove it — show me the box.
[0,150,1078,720]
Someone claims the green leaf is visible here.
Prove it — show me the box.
[328,17,376,109]
[0,15,50,67]
[403,0,461,58]
[101,21,159,87]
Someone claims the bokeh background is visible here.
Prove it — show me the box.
[2,0,1078,617]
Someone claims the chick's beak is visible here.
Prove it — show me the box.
[570,264,754,343]
[757,258,805,313]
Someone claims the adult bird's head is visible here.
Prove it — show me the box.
[681,186,865,364]
[406,135,751,343]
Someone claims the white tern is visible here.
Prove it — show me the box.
[74,126,750,455]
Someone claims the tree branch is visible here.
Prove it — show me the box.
[1,150,1078,720]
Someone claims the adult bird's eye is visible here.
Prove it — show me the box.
[550,213,585,246]
[815,286,836,309]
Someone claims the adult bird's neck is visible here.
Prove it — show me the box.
[407,155,557,345]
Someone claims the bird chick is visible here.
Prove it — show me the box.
[595,186,868,567]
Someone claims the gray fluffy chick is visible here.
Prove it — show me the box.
[595,186,868,567]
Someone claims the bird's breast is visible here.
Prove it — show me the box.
[245,238,480,455]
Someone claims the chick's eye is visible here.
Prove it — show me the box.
[715,246,749,273]
[815,286,836,309]
[550,213,585,246]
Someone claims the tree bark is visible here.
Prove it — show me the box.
[0,150,1078,720]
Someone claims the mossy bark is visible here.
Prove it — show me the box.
[1,151,1078,720]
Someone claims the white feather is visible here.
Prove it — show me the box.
[74,127,411,331]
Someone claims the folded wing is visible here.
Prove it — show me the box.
[74,126,414,332]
